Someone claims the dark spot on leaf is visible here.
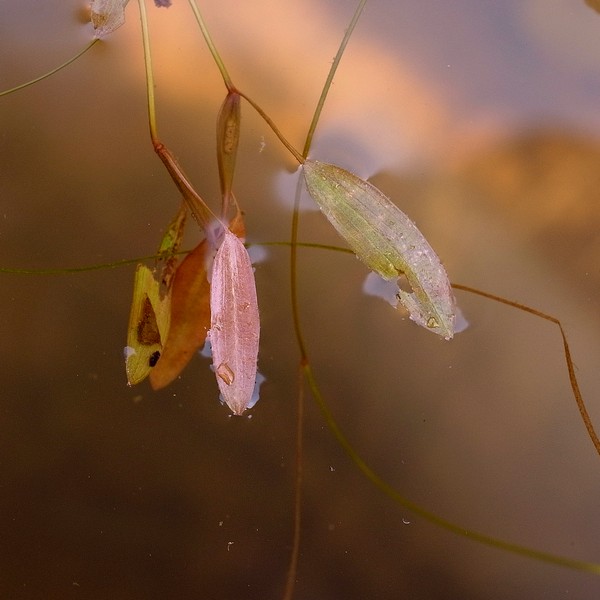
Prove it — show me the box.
[137,296,161,345]
[149,351,161,367]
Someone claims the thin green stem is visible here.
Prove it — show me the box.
[137,0,217,229]
[289,177,309,360]
[0,40,99,98]
[288,0,368,472]
[282,365,305,600]
[238,91,304,164]
[0,255,161,275]
[0,242,344,276]
[187,0,234,91]
[154,143,217,227]
[137,0,159,144]
[452,283,600,458]
[186,0,303,165]
[302,0,367,158]
[257,241,353,254]
[302,362,600,575]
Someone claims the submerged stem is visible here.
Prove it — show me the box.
[282,365,305,600]
[154,143,216,228]
[289,176,310,360]
[302,362,600,575]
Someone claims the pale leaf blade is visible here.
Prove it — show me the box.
[209,229,260,415]
[149,211,247,390]
[302,160,455,339]
[125,264,170,385]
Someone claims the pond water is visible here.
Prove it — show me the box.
[1,1,600,598]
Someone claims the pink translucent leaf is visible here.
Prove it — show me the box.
[209,229,260,415]
[149,210,246,390]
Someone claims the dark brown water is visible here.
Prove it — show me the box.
[1,1,600,598]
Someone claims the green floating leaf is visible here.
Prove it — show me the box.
[302,160,455,339]
[125,204,186,385]
[209,229,260,415]
[125,264,170,385]
[91,0,131,38]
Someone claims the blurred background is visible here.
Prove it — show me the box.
[1,0,600,598]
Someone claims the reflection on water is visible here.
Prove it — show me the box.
[1,1,600,599]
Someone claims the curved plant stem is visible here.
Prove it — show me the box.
[186,0,303,164]
[283,5,370,594]
[290,0,369,359]
[238,91,304,164]
[452,283,600,458]
[289,179,310,360]
[0,40,99,98]
[153,143,216,227]
[302,362,600,575]
[187,0,235,91]
[137,0,216,229]
[302,0,367,158]
[282,364,305,600]
[0,255,161,275]
[137,0,159,144]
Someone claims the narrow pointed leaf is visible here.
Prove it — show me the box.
[303,160,455,339]
[209,229,260,415]
[90,0,131,38]
[156,201,187,292]
[154,143,216,230]
[125,264,170,385]
[124,206,184,386]
[149,210,247,390]
[217,92,241,216]
[149,238,211,389]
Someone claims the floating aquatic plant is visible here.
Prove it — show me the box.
[2,3,600,597]
[302,160,456,339]
[208,228,260,415]
[124,202,186,385]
